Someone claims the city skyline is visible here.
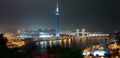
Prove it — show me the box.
[0,0,120,32]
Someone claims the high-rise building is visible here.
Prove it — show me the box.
[55,0,60,37]
[82,29,85,36]
[115,32,120,44]
[76,29,79,37]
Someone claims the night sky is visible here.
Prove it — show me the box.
[0,0,120,32]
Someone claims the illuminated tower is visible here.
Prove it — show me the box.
[55,0,60,37]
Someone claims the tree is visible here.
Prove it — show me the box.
[0,33,25,58]
[0,33,8,47]
[47,45,84,58]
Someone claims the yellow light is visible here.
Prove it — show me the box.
[115,56,119,58]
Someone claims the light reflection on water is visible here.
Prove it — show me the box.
[63,39,67,47]
[59,40,62,47]
[37,37,108,52]
[68,39,71,48]
[49,40,52,47]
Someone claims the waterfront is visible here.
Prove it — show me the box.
[36,36,109,53]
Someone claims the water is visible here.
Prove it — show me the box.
[36,36,108,52]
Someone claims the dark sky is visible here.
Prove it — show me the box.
[0,0,120,32]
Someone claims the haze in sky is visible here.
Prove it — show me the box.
[0,0,120,32]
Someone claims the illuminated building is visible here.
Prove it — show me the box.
[82,29,85,36]
[76,29,79,37]
[115,32,120,44]
[19,33,54,38]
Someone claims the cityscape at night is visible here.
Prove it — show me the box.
[0,0,120,58]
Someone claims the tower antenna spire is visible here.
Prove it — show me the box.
[56,0,59,12]
[56,0,60,15]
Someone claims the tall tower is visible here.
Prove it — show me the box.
[55,0,60,37]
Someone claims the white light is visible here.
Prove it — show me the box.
[93,50,107,56]
[39,34,53,38]
[56,12,60,15]
[18,30,21,33]
[83,52,91,56]
[56,1,59,12]
[56,8,59,12]
[40,41,44,48]
[19,34,32,38]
